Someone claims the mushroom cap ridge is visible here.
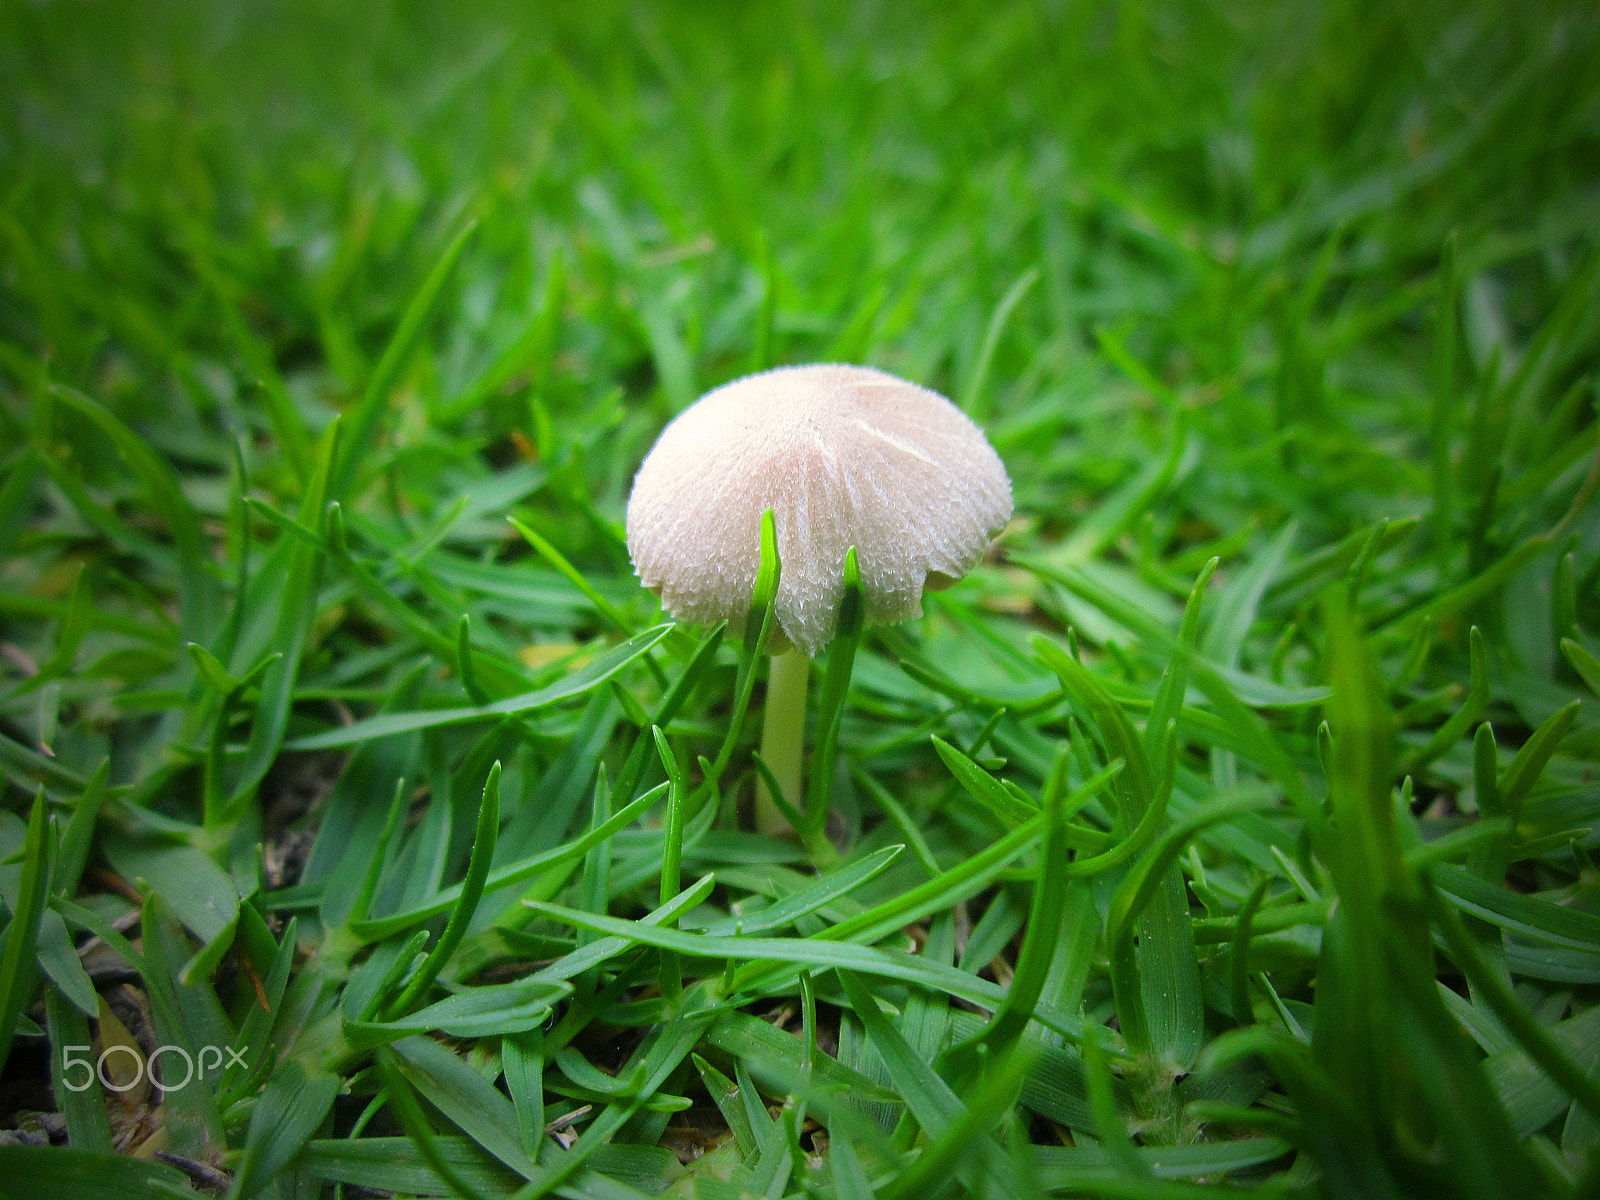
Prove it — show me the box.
[625,363,1013,657]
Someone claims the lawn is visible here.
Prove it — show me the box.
[1,1,1599,1197]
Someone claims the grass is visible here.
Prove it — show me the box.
[1,0,1598,1196]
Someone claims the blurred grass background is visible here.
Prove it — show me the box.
[7,0,1595,559]
[2,1,1600,1197]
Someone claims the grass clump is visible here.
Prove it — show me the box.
[1,2,1599,1197]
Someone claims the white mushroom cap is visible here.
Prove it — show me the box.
[625,363,1013,657]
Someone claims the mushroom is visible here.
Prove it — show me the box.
[626,362,1013,833]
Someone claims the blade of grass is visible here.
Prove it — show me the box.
[287,624,672,750]
[384,762,501,1016]
[806,545,863,837]
[377,1050,494,1200]
[963,266,1039,418]
[367,787,680,953]
[1105,794,1279,1057]
[45,985,112,1152]
[0,795,51,1075]
[49,384,218,639]
[227,416,337,809]
[1431,232,1459,564]
[837,968,1012,1194]
[652,726,686,1006]
[946,776,1068,1074]
[880,1042,1035,1200]
[333,221,477,497]
[228,1058,342,1200]
[529,900,1082,1038]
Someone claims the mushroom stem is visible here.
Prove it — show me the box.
[756,648,810,835]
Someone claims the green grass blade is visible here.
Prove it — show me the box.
[806,545,864,836]
[503,1030,547,1162]
[881,1042,1033,1200]
[948,779,1068,1071]
[354,781,670,941]
[509,515,635,636]
[962,266,1039,418]
[348,978,571,1050]
[1405,626,1490,771]
[288,624,672,750]
[333,220,477,497]
[1430,232,1459,563]
[49,384,218,639]
[385,762,501,1015]
[36,908,97,1016]
[227,417,337,808]
[1428,878,1600,1126]
[0,1147,198,1198]
[932,734,1038,828]
[532,900,1082,1037]
[1105,794,1278,1056]
[0,796,52,1074]
[377,1050,495,1200]
[228,1059,341,1200]
[45,985,113,1152]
